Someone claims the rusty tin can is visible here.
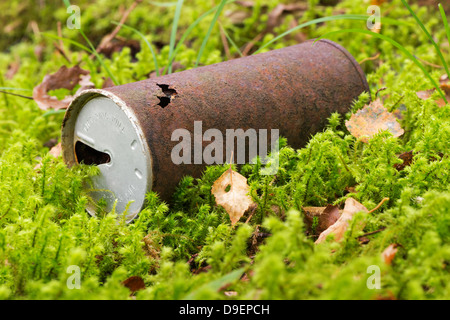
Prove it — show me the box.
[61,39,369,221]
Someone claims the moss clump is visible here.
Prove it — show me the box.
[0,0,449,299]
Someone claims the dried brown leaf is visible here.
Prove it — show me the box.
[416,75,450,107]
[345,99,404,143]
[266,3,307,33]
[302,204,341,235]
[49,142,62,158]
[212,167,255,226]
[32,65,90,110]
[121,276,145,293]
[315,198,368,244]
[394,150,413,171]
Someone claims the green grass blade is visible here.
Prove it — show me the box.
[41,32,93,53]
[439,3,450,55]
[163,0,236,75]
[195,0,228,67]
[168,0,184,74]
[78,29,119,85]
[315,28,447,103]
[62,1,119,85]
[111,21,160,77]
[401,0,450,79]
[254,15,413,54]
[42,109,67,117]
[219,23,243,58]
[163,1,232,75]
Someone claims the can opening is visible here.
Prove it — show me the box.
[75,140,111,165]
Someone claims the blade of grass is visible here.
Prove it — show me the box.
[62,1,119,85]
[254,15,413,54]
[163,0,236,75]
[42,109,67,117]
[219,23,243,58]
[401,0,450,79]
[41,32,93,53]
[78,28,119,85]
[168,0,184,74]
[195,0,228,67]
[111,21,160,77]
[439,4,450,53]
[315,28,447,103]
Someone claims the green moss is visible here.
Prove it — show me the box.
[0,0,449,300]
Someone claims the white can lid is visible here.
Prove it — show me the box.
[62,90,152,222]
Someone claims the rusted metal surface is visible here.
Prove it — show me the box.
[62,39,369,218]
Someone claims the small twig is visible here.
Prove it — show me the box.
[90,0,141,58]
[416,56,443,69]
[357,226,386,239]
[358,52,380,65]
[53,42,71,63]
[368,197,389,214]
[375,87,387,99]
[390,95,404,111]
[0,90,33,100]
[219,24,231,60]
[55,22,71,63]
[242,32,264,56]
[245,204,258,224]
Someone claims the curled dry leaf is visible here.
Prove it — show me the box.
[302,204,341,235]
[211,167,255,226]
[121,275,145,293]
[48,142,62,158]
[416,74,450,107]
[394,150,413,171]
[345,99,404,143]
[315,197,368,244]
[34,142,62,171]
[266,3,307,33]
[382,244,398,265]
[32,65,90,111]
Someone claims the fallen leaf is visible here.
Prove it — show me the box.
[32,65,90,110]
[345,99,404,143]
[98,38,140,59]
[5,59,20,79]
[266,3,307,33]
[381,244,398,265]
[34,142,62,171]
[315,198,368,244]
[121,276,145,293]
[211,167,255,226]
[77,74,95,93]
[102,77,115,89]
[394,150,413,171]
[302,204,341,235]
[49,142,62,158]
[416,75,450,107]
